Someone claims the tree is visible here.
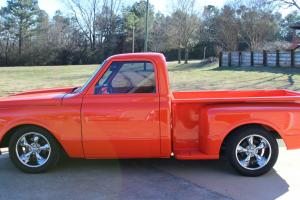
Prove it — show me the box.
[122,1,155,53]
[51,10,72,49]
[65,0,122,60]
[0,0,40,56]
[200,5,220,57]
[214,6,240,51]
[65,0,101,50]
[279,11,300,42]
[170,0,200,64]
[202,5,220,43]
[0,10,13,65]
[151,13,168,52]
[238,6,279,50]
[96,0,122,57]
[204,1,280,51]
[124,11,138,52]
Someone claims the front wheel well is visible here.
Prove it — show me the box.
[219,123,281,158]
[1,124,67,156]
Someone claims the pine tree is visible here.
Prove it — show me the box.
[1,0,40,55]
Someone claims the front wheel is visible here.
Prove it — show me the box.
[9,126,61,173]
[227,127,279,177]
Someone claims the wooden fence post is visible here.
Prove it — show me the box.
[276,50,280,67]
[251,51,254,66]
[219,52,223,67]
[228,52,232,67]
[291,50,295,67]
[263,50,267,66]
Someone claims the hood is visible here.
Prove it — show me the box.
[0,87,75,108]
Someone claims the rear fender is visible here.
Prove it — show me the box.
[200,104,300,155]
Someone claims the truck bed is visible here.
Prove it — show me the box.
[172,90,300,103]
[171,89,300,160]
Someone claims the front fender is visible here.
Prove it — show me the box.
[0,106,84,158]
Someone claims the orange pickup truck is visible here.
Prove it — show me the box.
[1,53,300,176]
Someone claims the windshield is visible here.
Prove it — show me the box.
[75,61,107,93]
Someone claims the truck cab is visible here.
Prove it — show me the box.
[77,53,172,159]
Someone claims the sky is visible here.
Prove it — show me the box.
[0,0,295,17]
[0,0,66,17]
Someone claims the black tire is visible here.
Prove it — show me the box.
[9,126,61,173]
[226,126,279,177]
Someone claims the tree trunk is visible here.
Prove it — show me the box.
[203,47,207,60]
[92,34,96,50]
[132,26,135,53]
[5,38,9,65]
[18,27,22,56]
[184,47,189,64]
[178,48,182,64]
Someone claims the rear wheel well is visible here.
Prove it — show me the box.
[1,124,67,156]
[219,123,281,158]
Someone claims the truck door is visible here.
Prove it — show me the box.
[81,61,160,158]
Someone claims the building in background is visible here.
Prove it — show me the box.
[290,21,300,50]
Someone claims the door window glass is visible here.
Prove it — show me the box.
[95,61,156,94]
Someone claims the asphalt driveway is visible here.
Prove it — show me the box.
[0,147,299,200]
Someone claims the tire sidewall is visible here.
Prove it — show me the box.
[227,127,279,177]
[9,126,60,173]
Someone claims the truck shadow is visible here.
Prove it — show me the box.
[0,154,289,200]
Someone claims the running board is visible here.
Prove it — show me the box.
[175,151,219,160]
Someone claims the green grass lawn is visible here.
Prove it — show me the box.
[0,61,300,97]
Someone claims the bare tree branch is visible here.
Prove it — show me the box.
[269,0,300,10]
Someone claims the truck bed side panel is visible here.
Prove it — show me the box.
[203,104,300,154]
[172,102,300,157]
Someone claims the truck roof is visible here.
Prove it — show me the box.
[107,52,166,61]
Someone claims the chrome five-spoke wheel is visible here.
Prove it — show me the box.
[16,132,51,168]
[9,126,61,173]
[235,135,271,170]
[227,126,278,177]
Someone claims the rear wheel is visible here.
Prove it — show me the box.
[9,126,61,173]
[227,127,278,177]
